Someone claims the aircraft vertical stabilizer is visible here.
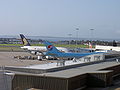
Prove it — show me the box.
[20,34,31,46]
[43,41,60,53]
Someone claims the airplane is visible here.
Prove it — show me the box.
[95,40,120,52]
[20,34,69,55]
[43,40,104,59]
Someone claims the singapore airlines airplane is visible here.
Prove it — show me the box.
[20,34,68,55]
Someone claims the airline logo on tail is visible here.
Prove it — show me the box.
[20,34,31,46]
[47,45,53,51]
[43,40,60,54]
[23,38,29,46]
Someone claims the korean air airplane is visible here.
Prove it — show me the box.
[20,34,68,55]
[44,41,104,58]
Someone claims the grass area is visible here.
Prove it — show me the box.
[0,44,92,48]
[30,44,44,46]
[34,44,93,48]
[0,44,90,48]
[0,44,22,46]
[54,44,89,48]
[0,44,93,51]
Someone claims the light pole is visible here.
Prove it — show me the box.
[90,29,94,41]
[68,34,72,47]
[76,28,79,45]
[90,29,94,50]
[76,28,79,51]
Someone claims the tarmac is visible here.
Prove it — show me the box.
[0,52,56,67]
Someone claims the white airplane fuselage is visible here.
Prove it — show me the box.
[95,45,120,52]
[21,46,68,53]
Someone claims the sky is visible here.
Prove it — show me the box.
[0,0,120,39]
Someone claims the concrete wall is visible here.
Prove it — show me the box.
[87,71,113,87]
[12,74,68,90]
[0,71,14,90]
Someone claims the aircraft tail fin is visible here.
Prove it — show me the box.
[20,34,31,46]
[43,41,60,55]
[89,42,92,48]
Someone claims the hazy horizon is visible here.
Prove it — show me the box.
[0,35,119,42]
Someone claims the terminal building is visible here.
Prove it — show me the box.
[0,38,41,44]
